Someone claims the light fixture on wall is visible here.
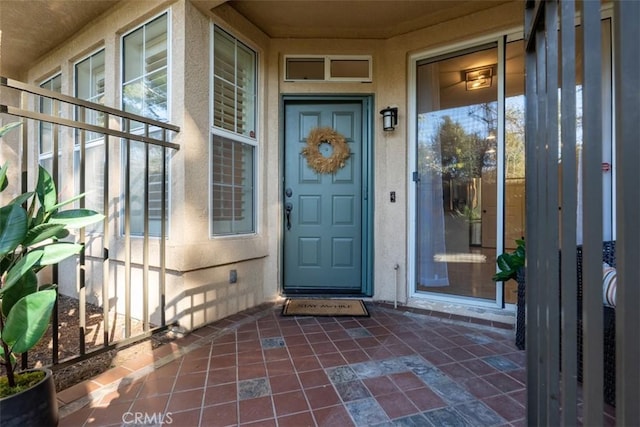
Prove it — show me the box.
[380,106,398,131]
[465,66,493,91]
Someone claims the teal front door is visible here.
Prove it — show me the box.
[283,99,370,295]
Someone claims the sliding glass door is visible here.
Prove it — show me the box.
[414,39,525,304]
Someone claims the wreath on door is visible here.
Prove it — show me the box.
[301,127,351,174]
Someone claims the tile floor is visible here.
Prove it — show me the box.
[58,302,529,426]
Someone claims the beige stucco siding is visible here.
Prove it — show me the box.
[264,1,524,304]
[20,0,276,330]
[17,0,524,330]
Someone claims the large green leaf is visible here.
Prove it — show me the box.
[0,162,8,192]
[1,289,57,354]
[1,269,38,317]
[493,239,526,283]
[0,122,22,137]
[23,223,67,247]
[36,166,57,214]
[502,253,522,270]
[38,242,83,266]
[50,209,103,229]
[33,206,45,226]
[49,193,86,211]
[492,270,516,282]
[0,250,43,294]
[496,253,515,272]
[9,191,35,207]
[0,204,28,258]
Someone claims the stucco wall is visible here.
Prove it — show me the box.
[20,0,277,331]
[266,1,524,304]
[17,0,524,331]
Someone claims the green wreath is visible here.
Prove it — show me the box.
[301,127,351,174]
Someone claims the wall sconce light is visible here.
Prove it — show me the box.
[380,106,398,131]
[465,67,493,91]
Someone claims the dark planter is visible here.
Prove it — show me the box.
[0,368,58,427]
[515,267,526,350]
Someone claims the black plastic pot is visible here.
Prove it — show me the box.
[0,368,58,426]
[515,267,526,350]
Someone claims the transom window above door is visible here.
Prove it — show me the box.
[284,55,372,82]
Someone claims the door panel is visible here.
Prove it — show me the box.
[415,45,499,301]
[284,101,363,293]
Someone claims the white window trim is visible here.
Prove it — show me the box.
[119,10,172,239]
[407,19,614,310]
[210,24,259,142]
[73,48,106,102]
[38,72,63,164]
[120,10,172,123]
[209,23,259,238]
[74,47,106,147]
[407,30,521,310]
[209,132,257,238]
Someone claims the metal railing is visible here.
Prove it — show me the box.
[524,0,639,424]
[0,77,180,369]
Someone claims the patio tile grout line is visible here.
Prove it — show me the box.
[307,317,358,426]
[58,304,278,420]
[195,340,214,427]
[58,302,518,425]
[266,324,281,426]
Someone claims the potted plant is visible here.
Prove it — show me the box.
[0,122,103,426]
[492,238,525,282]
[493,238,526,349]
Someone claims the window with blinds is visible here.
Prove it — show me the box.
[211,26,257,236]
[211,136,254,235]
[212,27,256,138]
[121,12,170,237]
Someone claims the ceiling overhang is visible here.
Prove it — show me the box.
[0,0,514,78]
[218,0,513,40]
[0,0,120,78]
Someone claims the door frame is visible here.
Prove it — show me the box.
[407,35,510,309]
[280,94,374,297]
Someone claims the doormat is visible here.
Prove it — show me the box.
[282,298,369,317]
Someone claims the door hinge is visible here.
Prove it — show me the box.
[412,172,420,182]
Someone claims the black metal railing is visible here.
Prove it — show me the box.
[0,77,180,370]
